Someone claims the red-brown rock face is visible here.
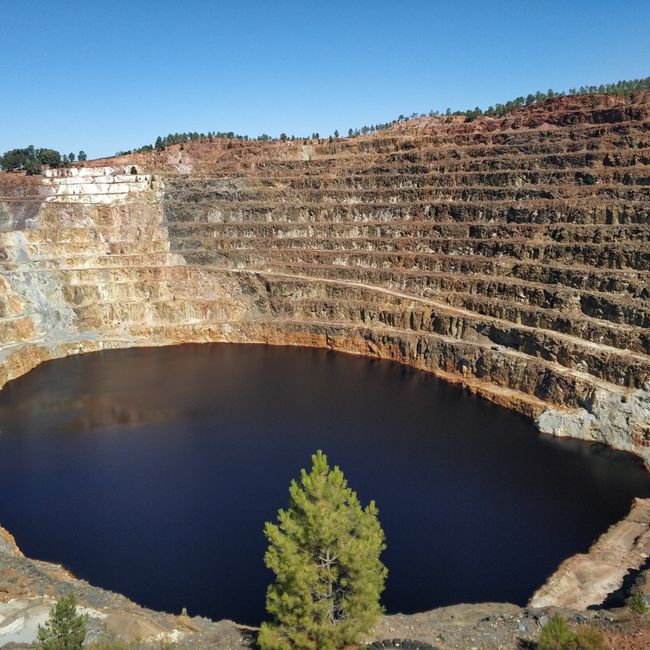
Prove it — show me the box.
[0,93,648,463]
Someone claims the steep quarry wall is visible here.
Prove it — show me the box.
[0,93,649,467]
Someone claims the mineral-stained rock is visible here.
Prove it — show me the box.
[0,93,648,466]
[1,93,650,644]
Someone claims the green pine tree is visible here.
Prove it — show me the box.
[259,450,387,650]
[36,594,87,650]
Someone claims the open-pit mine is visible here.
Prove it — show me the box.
[1,91,649,648]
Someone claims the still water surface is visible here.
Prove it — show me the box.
[1,344,649,624]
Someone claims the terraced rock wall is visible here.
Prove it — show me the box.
[0,92,649,465]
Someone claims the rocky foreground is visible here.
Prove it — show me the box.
[3,500,650,649]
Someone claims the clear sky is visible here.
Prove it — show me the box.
[1,0,648,159]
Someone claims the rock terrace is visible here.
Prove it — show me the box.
[0,92,649,466]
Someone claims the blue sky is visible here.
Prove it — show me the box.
[1,0,648,159]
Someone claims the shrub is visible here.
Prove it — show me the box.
[626,585,648,615]
[537,614,606,650]
[538,614,574,650]
[573,625,606,650]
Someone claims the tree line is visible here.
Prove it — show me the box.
[448,76,650,122]
[3,77,649,169]
[128,76,650,152]
[0,146,87,174]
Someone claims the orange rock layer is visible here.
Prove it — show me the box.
[0,92,648,463]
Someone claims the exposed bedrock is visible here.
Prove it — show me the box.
[529,497,650,610]
[0,93,648,469]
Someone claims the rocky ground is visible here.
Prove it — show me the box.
[3,522,650,650]
[375,603,650,650]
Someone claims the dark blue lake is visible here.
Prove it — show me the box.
[0,344,649,625]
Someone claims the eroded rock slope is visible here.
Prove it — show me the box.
[0,93,649,464]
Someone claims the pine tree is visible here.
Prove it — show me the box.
[259,451,387,650]
[36,594,87,650]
